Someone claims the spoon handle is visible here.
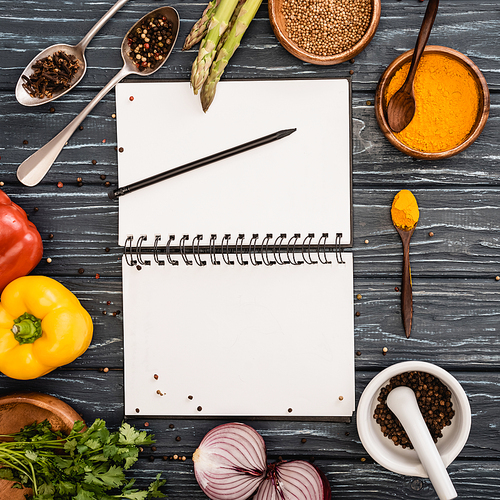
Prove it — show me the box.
[17,67,131,187]
[402,0,439,93]
[387,387,457,500]
[400,232,413,338]
[77,0,130,51]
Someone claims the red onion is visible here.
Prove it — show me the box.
[193,423,267,500]
[193,423,331,500]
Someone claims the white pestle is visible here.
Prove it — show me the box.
[387,386,457,500]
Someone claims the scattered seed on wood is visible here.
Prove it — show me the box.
[107,301,111,305]
[103,367,109,373]
[46,258,52,263]
[49,233,54,239]
[57,181,63,188]
[95,274,100,279]
[77,182,83,187]
[169,424,174,429]
[496,276,500,281]
[105,181,111,187]
[345,432,350,436]
[382,347,388,356]
[301,438,307,443]
[0,182,4,187]
[173,454,178,460]
[349,70,354,75]
[102,139,106,143]
[102,311,107,315]
[21,50,80,99]
[162,456,168,461]
[23,140,28,145]
[360,457,366,462]
[366,101,372,106]
[395,287,400,292]
[77,177,82,182]
[355,311,360,317]
[175,436,181,442]
[34,207,39,212]
[181,456,186,461]
[429,231,434,237]
[92,160,97,165]
[105,247,110,252]
[78,268,84,274]
[356,351,361,356]
[364,239,369,244]
[144,422,149,427]
[112,113,116,118]
[79,125,84,130]
[356,294,362,300]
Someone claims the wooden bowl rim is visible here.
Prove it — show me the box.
[0,391,83,434]
[268,0,381,66]
[375,45,491,160]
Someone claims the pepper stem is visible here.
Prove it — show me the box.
[11,313,42,345]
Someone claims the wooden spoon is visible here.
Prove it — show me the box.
[386,0,439,133]
[395,224,416,338]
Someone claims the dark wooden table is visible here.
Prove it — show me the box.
[0,0,499,498]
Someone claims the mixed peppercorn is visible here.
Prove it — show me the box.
[22,50,80,99]
[374,371,455,449]
[127,14,174,71]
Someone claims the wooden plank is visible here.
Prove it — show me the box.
[124,459,500,499]
[0,186,496,277]
[0,370,497,461]
[0,90,497,188]
[0,0,498,90]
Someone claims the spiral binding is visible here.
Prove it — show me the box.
[124,232,346,267]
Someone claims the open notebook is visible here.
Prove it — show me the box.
[116,79,354,420]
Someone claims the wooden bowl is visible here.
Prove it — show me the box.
[375,46,490,159]
[0,392,83,500]
[268,0,381,65]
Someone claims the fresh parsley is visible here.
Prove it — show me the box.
[0,419,166,500]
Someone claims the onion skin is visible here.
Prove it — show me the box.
[193,422,267,500]
[254,461,325,500]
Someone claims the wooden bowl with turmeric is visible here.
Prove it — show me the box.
[269,0,381,65]
[375,46,490,160]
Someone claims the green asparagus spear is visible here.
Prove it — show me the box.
[200,0,263,111]
[216,0,246,53]
[190,0,240,94]
[183,0,220,51]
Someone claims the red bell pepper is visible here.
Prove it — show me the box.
[0,190,43,292]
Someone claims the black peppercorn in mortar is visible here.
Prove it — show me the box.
[127,14,174,72]
[373,371,455,449]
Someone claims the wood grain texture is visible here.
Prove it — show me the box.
[0,1,498,499]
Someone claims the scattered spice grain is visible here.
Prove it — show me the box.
[78,268,84,274]
[103,367,109,373]
[374,370,454,449]
[355,311,360,317]
[301,438,307,443]
[349,70,354,75]
[105,181,111,187]
[429,231,434,237]
[79,126,84,130]
[175,436,181,442]
[356,294,362,300]
[169,424,175,429]
[356,351,361,356]
[129,96,134,101]
[49,107,55,113]
[46,258,52,263]
[92,160,97,165]
[0,182,4,187]
[197,406,202,412]
[364,239,369,244]
[57,182,63,188]
[496,276,500,281]
[281,0,372,57]
[49,233,54,239]
[23,140,28,145]
[288,408,293,413]
[119,147,124,153]
[144,422,149,427]
[154,374,159,380]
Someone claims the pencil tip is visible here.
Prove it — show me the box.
[279,128,297,138]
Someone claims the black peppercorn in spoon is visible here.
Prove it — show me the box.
[386,0,439,133]
[17,6,179,187]
[15,0,131,107]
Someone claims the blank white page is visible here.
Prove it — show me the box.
[115,79,351,247]
[123,252,354,418]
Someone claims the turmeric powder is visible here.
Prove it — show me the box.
[391,190,419,230]
[384,53,480,153]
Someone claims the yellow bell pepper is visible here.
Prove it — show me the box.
[0,276,93,380]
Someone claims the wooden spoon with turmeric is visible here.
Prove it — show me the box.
[391,190,419,338]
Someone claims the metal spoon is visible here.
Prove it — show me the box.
[15,0,131,107]
[387,386,457,500]
[17,6,180,187]
[386,0,439,133]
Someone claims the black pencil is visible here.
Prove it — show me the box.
[108,128,296,200]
